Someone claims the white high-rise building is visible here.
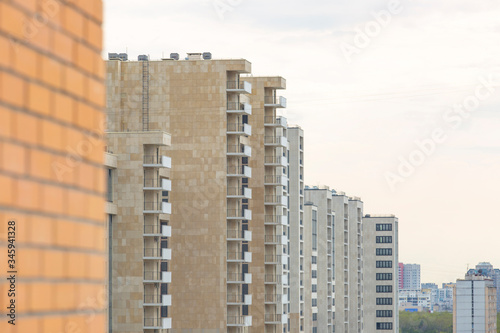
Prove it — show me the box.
[401,263,421,291]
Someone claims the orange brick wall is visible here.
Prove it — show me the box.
[0,1,106,332]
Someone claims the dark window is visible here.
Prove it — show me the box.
[376,273,393,280]
[312,270,317,278]
[376,298,393,305]
[376,285,393,293]
[376,248,392,256]
[107,169,113,202]
[376,261,392,268]
[376,224,392,231]
[376,236,392,243]
[376,310,393,317]
[312,284,317,292]
[312,256,317,264]
[377,322,393,330]
[312,210,317,251]
[313,313,317,321]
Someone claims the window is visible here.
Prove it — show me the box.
[376,298,393,305]
[313,313,317,321]
[376,285,393,293]
[376,248,392,256]
[376,322,393,330]
[376,273,393,280]
[376,224,392,231]
[376,261,392,268]
[376,310,393,318]
[312,256,317,264]
[312,210,317,251]
[106,169,113,202]
[376,236,392,243]
[312,270,317,278]
[312,284,317,292]
[312,298,317,307]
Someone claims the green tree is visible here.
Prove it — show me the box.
[400,311,452,333]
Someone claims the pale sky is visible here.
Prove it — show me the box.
[104,0,500,286]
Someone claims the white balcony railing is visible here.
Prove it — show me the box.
[264,95,287,108]
[226,81,252,94]
[227,102,252,115]
[143,155,171,168]
[227,123,252,136]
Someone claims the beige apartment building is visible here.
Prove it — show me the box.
[303,203,318,333]
[304,186,335,333]
[288,126,305,332]
[244,76,290,333]
[330,191,363,333]
[106,53,255,332]
[363,215,399,333]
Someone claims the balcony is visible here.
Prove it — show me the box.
[227,165,252,178]
[143,270,171,283]
[144,317,171,330]
[143,201,171,214]
[265,294,283,304]
[227,294,253,305]
[264,274,282,284]
[264,96,287,108]
[227,272,252,284]
[264,254,287,265]
[143,247,171,260]
[227,251,252,263]
[264,314,283,324]
[227,229,252,241]
[264,195,287,206]
[143,294,171,306]
[264,175,287,186]
[143,178,171,191]
[143,155,171,168]
[227,144,252,157]
[264,115,288,127]
[226,80,252,94]
[227,102,252,115]
[264,136,288,148]
[264,155,287,167]
[143,224,171,237]
[264,214,288,226]
[227,187,252,199]
[264,234,287,245]
[227,123,252,136]
[227,316,252,327]
[227,209,252,220]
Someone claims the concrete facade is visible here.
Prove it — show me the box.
[454,275,497,333]
[363,215,399,333]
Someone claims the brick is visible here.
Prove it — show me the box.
[67,251,87,279]
[88,313,106,333]
[68,189,88,219]
[63,6,84,39]
[51,154,75,185]
[63,315,87,333]
[16,280,31,313]
[0,72,25,108]
[41,55,62,89]
[41,183,65,214]
[28,83,51,116]
[76,101,94,131]
[0,3,26,39]
[77,223,95,250]
[92,0,103,24]
[14,112,40,145]
[0,106,14,138]
[16,213,31,244]
[12,43,39,78]
[87,253,105,280]
[31,283,54,311]
[88,193,105,222]
[54,93,74,123]
[53,30,73,63]
[86,77,105,107]
[0,35,13,68]
[30,215,54,245]
[55,283,78,310]
[86,19,102,51]
[30,23,52,54]
[40,0,63,27]
[0,174,15,206]
[43,248,66,279]
[55,218,77,248]
[42,315,64,333]
[65,66,85,98]
[1,141,27,175]
[41,119,64,151]
[18,248,42,278]
[16,179,41,211]
[29,149,52,180]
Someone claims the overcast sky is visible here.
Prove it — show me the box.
[104,0,500,286]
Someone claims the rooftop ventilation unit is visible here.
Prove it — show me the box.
[118,53,128,61]
[203,52,212,60]
[187,53,202,60]
[138,55,149,61]
[170,53,179,60]
[108,53,119,60]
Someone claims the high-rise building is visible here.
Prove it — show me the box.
[330,190,364,333]
[0,1,106,332]
[469,262,500,312]
[106,54,255,332]
[244,76,290,333]
[304,186,335,333]
[288,126,305,332]
[398,263,404,290]
[453,272,497,333]
[363,215,399,333]
[400,263,421,291]
[303,203,319,333]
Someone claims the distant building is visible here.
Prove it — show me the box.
[399,263,421,291]
[399,290,431,311]
[430,286,454,312]
[453,272,497,333]
[398,263,405,289]
[467,262,500,312]
[422,283,438,290]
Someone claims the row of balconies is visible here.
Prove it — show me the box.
[227,187,252,199]
[264,115,287,127]
[264,195,288,206]
[144,317,171,330]
[143,247,172,260]
[264,234,287,245]
[264,155,287,167]
[227,165,252,177]
[144,201,171,214]
[264,135,288,148]
[227,315,253,327]
[227,229,252,241]
[264,313,288,324]
[264,274,288,284]
[144,294,171,306]
[227,144,252,157]
[264,175,287,186]
[227,123,252,136]
[227,209,252,220]
[227,294,252,305]
[264,214,288,225]
[143,224,171,237]
[227,251,252,263]
[143,155,172,168]
[264,254,288,265]
[264,293,288,304]
[227,272,252,284]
